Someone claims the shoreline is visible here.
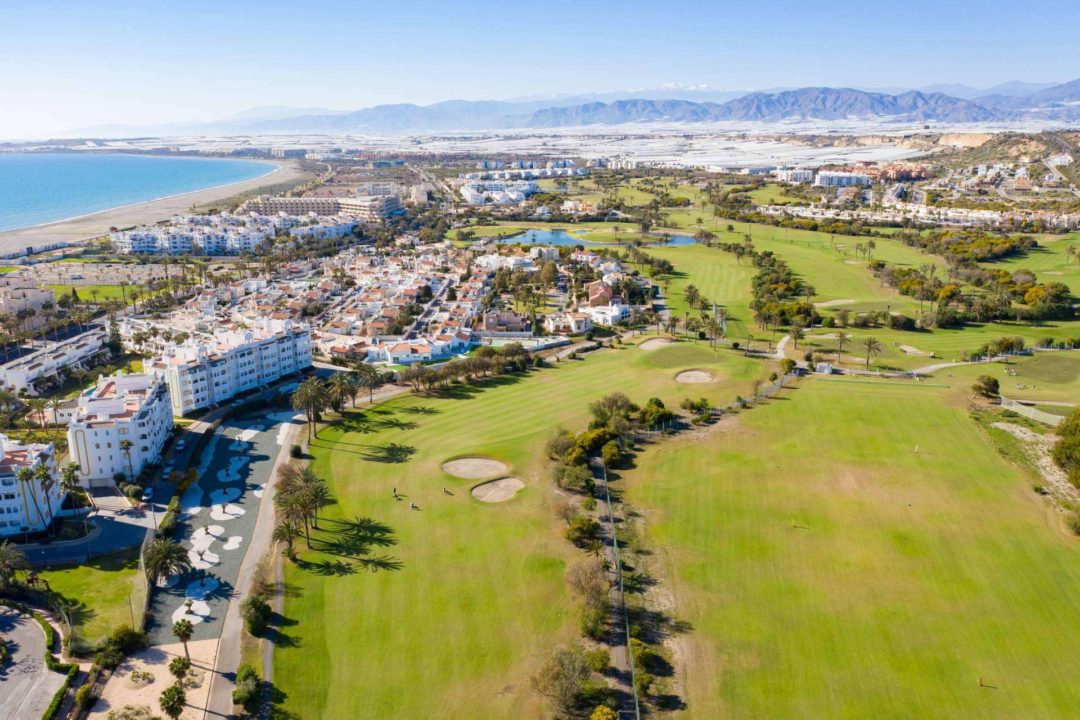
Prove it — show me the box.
[0,159,311,254]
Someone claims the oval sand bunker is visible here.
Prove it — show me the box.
[676,370,714,384]
[442,457,509,479]
[471,477,525,503]
[640,338,674,350]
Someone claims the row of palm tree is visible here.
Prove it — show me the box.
[291,366,387,440]
[273,465,331,558]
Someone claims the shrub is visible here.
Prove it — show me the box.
[581,497,597,512]
[633,671,654,697]
[109,625,148,654]
[584,647,610,672]
[74,684,95,709]
[972,375,1000,398]
[564,445,589,467]
[290,444,303,459]
[600,441,622,468]
[123,484,143,500]
[241,594,272,636]
[546,430,575,460]
[580,603,607,640]
[1068,511,1080,536]
[232,663,261,710]
[566,516,601,546]
[731,341,740,350]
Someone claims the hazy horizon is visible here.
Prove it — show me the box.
[3,0,1079,140]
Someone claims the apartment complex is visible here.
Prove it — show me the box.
[0,278,57,330]
[814,171,872,187]
[0,435,63,538]
[241,194,402,222]
[0,329,107,396]
[67,373,173,485]
[148,321,313,415]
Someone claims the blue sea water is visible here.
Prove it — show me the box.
[0,153,275,232]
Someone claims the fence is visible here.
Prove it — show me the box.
[1000,396,1065,427]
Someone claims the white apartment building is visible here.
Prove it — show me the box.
[148,322,313,415]
[0,279,57,330]
[0,329,107,396]
[815,171,872,188]
[775,168,815,184]
[0,435,64,539]
[242,195,401,222]
[67,373,174,486]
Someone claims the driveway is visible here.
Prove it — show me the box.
[23,487,154,567]
[0,608,68,720]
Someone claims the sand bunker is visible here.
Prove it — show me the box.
[899,344,926,356]
[442,457,509,479]
[815,298,854,307]
[640,338,674,350]
[676,370,714,384]
[471,478,525,503]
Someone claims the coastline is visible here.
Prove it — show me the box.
[0,159,311,254]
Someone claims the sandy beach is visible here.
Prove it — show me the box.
[0,160,311,254]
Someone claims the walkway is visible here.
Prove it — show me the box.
[0,607,68,720]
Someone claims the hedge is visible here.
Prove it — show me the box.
[0,600,79,720]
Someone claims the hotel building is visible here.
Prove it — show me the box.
[67,373,174,486]
[148,322,313,415]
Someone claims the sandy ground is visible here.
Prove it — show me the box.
[991,423,1077,506]
[899,344,926,355]
[0,161,309,254]
[639,338,674,350]
[88,639,217,720]
[471,477,525,502]
[676,370,714,384]
[814,298,854,307]
[442,457,509,479]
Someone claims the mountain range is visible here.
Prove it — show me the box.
[70,80,1080,137]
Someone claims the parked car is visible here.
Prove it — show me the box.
[141,487,154,503]
[175,439,186,451]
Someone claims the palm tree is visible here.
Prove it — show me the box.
[46,398,62,438]
[26,397,47,430]
[272,519,298,559]
[291,377,330,441]
[60,462,87,536]
[327,373,354,413]
[34,463,56,534]
[145,538,192,585]
[835,330,850,364]
[861,336,883,370]
[119,439,135,483]
[160,683,186,720]
[276,493,313,549]
[790,323,805,349]
[0,541,28,589]
[355,363,384,404]
[17,467,45,533]
[172,619,194,659]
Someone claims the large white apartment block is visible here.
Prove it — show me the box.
[0,329,107,396]
[148,322,313,415]
[67,373,173,486]
[0,279,57,330]
[0,435,64,538]
[242,195,402,222]
[776,168,815,184]
[815,171,872,188]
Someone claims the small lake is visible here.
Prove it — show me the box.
[502,228,696,247]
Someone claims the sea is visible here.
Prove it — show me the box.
[0,153,275,232]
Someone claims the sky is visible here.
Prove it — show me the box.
[2,0,1078,139]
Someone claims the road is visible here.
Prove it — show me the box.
[0,607,68,720]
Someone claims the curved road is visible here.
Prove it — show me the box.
[0,608,67,720]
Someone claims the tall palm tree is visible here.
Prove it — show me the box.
[835,330,850,364]
[355,363,384,404]
[276,493,313,549]
[46,398,62,438]
[327,373,354,413]
[145,538,192,585]
[16,467,45,533]
[291,377,330,441]
[172,619,194,660]
[0,541,28,589]
[26,397,47,430]
[119,439,135,483]
[861,336,883,370]
[34,463,56,534]
[60,462,87,536]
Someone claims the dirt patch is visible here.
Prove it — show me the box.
[899,344,926,356]
[640,338,675,350]
[676,370,714,384]
[1044,271,1064,276]
[991,422,1077,506]
[843,259,862,265]
[442,457,509,479]
[815,298,855,307]
[471,477,525,503]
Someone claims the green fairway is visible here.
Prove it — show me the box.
[48,283,132,302]
[44,549,141,646]
[625,377,1080,719]
[275,341,767,719]
[987,233,1080,295]
[927,352,1080,404]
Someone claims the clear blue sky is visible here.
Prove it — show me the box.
[2,0,1077,138]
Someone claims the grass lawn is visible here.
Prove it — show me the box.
[275,340,769,719]
[48,283,132,302]
[44,549,141,646]
[925,352,1080,404]
[986,233,1080,295]
[625,377,1080,719]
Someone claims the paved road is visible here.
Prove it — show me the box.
[0,608,68,720]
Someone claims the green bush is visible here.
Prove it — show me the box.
[109,625,148,654]
[240,594,272,637]
[232,663,261,710]
[584,647,610,672]
[74,683,96,709]
[566,516,601,547]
